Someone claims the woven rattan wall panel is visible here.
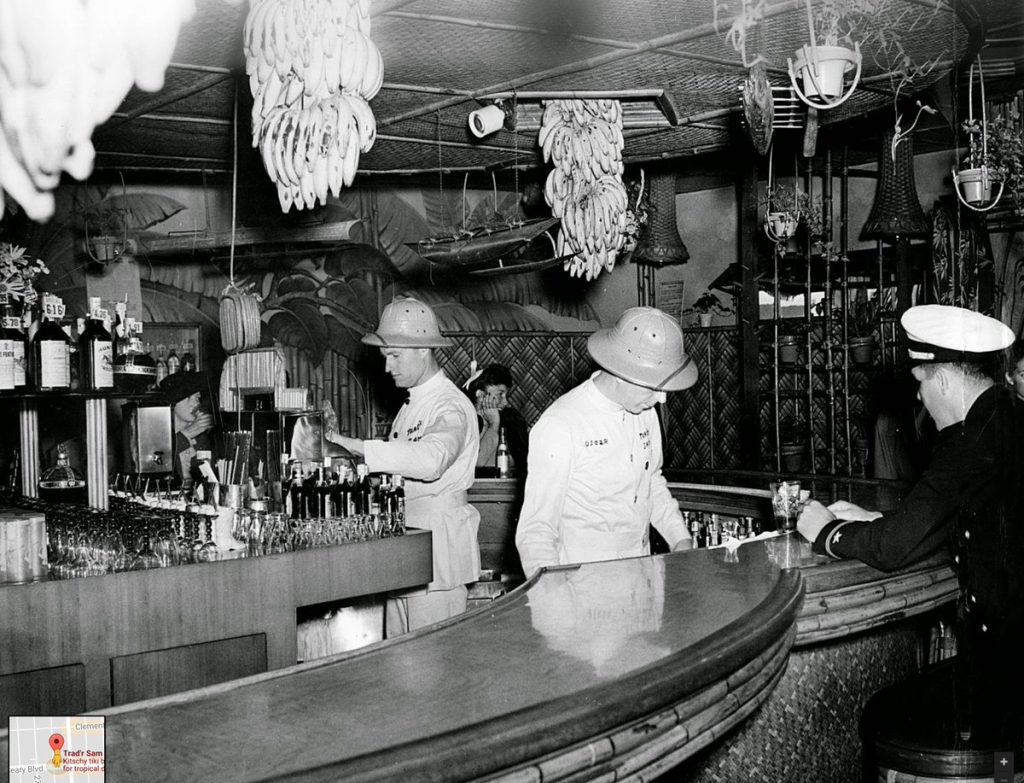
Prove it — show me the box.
[663,327,742,471]
[679,623,921,782]
[439,332,592,429]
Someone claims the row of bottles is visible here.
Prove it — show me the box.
[683,511,763,548]
[283,458,405,527]
[0,293,195,393]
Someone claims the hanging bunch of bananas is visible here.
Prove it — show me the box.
[0,0,196,222]
[539,99,628,281]
[244,0,383,212]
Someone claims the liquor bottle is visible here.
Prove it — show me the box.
[79,297,114,391]
[30,294,70,391]
[66,317,84,391]
[113,322,157,392]
[286,463,302,518]
[7,448,20,493]
[389,474,405,534]
[354,463,371,515]
[181,340,197,373]
[3,302,27,388]
[0,295,13,390]
[316,459,331,518]
[301,463,317,519]
[154,344,168,385]
[112,300,128,360]
[166,344,180,375]
[337,465,354,517]
[495,426,510,478]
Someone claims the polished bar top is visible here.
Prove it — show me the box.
[0,540,801,782]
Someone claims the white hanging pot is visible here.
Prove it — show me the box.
[952,165,1005,212]
[764,211,799,243]
[788,42,862,110]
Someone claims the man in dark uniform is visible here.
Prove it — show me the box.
[799,304,1024,752]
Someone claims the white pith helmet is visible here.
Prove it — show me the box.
[362,297,452,348]
[587,307,698,391]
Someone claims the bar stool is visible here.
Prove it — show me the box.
[860,659,1024,782]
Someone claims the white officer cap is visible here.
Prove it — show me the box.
[901,305,1014,363]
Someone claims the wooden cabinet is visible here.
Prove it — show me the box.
[0,529,432,722]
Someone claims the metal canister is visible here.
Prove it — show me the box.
[0,510,47,584]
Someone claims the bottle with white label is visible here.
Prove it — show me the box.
[30,294,70,391]
[3,302,27,388]
[79,296,114,390]
[0,294,14,390]
[496,426,510,478]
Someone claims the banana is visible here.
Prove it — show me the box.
[293,178,306,211]
[279,111,300,186]
[299,167,316,209]
[347,29,368,94]
[327,134,344,197]
[338,26,357,90]
[292,107,311,177]
[313,150,329,205]
[341,124,359,186]
[333,93,354,159]
[360,39,383,100]
[345,92,377,152]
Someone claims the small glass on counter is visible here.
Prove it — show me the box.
[770,480,806,532]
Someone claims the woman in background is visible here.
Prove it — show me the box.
[467,364,529,477]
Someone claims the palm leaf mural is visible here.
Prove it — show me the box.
[260,243,398,365]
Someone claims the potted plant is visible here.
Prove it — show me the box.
[778,415,806,473]
[684,291,734,327]
[777,331,803,364]
[763,182,805,245]
[953,58,1005,212]
[984,113,1024,217]
[787,0,865,110]
[832,290,886,364]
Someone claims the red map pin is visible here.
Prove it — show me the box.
[49,733,64,751]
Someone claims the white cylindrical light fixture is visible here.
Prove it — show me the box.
[468,104,506,138]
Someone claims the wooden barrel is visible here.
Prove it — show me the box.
[0,510,46,584]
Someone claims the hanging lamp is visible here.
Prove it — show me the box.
[861,128,930,240]
[632,172,689,266]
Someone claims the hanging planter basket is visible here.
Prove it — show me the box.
[788,42,862,110]
[765,211,799,244]
[953,166,1004,208]
[953,56,1005,213]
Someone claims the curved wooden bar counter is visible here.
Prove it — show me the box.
[2,539,802,782]
[0,476,957,782]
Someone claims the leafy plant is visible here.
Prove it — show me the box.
[986,114,1024,217]
[826,289,892,339]
[684,291,734,317]
[0,243,49,304]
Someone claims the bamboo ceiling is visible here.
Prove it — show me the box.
[82,0,1023,181]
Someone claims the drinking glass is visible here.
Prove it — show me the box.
[770,480,803,532]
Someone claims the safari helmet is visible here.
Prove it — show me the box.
[587,307,698,391]
[362,297,453,348]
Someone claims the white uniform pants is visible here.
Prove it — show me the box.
[385,586,468,637]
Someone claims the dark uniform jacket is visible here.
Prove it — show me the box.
[814,384,1024,743]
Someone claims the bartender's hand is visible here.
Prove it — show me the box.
[826,500,882,522]
[796,499,836,544]
[325,431,365,458]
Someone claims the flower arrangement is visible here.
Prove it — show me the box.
[0,243,49,304]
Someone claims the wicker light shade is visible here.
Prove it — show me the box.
[861,129,931,240]
[633,172,689,266]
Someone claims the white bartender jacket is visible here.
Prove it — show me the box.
[364,369,481,591]
[516,375,690,576]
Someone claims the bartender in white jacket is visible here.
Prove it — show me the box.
[516,307,697,577]
[327,297,480,635]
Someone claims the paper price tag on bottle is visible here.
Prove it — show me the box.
[43,294,66,320]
